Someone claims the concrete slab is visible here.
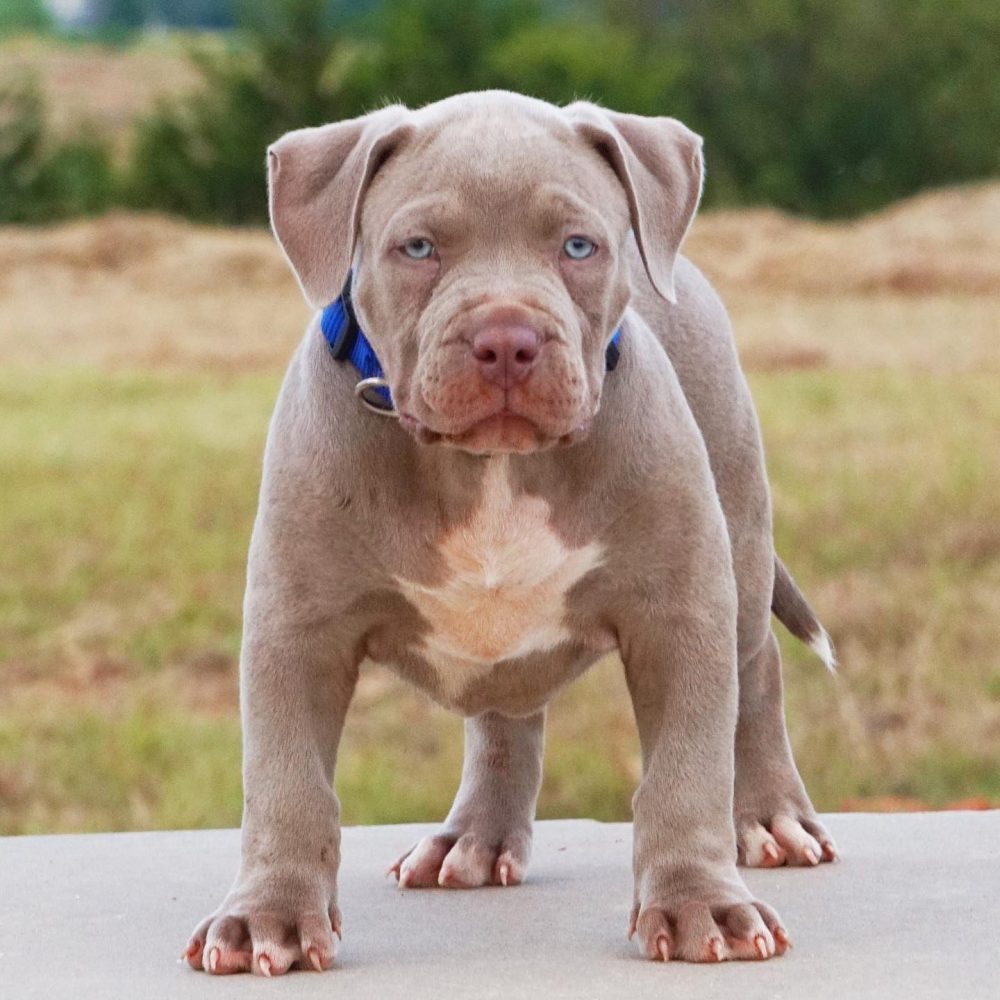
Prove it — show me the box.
[1,813,998,999]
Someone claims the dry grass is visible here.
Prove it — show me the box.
[1,184,998,834]
[2,183,998,375]
[688,180,1000,376]
[0,213,309,371]
[687,182,1000,297]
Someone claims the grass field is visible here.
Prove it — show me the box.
[1,185,999,834]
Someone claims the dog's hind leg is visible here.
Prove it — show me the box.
[390,710,544,889]
[733,630,838,867]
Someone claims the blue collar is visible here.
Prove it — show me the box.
[321,276,622,413]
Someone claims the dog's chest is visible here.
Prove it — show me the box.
[395,461,603,690]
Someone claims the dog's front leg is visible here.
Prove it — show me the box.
[622,610,789,963]
[390,711,544,888]
[184,616,357,976]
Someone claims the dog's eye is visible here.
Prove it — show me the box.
[563,236,597,260]
[401,238,435,260]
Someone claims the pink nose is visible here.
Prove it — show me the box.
[471,325,541,388]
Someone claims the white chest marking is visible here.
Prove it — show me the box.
[396,459,604,692]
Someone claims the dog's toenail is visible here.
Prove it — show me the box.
[656,937,670,961]
[259,954,272,977]
[755,934,769,959]
[208,947,219,972]
[308,947,323,972]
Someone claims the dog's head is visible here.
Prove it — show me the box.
[268,92,702,454]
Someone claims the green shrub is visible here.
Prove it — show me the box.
[0,0,53,39]
[126,45,279,223]
[0,74,115,223]
[124,0,551,222]
[125,0,357,222]
[124,0,1000,223]
[486,19,681,116]
[336,0,545,108]
[652,0,1000,215]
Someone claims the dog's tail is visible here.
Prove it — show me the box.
[772,556,837,672]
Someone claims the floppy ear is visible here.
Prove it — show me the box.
[267,105,412,308]
[565,102,704,303]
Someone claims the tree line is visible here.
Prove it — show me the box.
[2,0,998,223]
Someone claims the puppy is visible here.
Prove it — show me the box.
[184,91,836,976]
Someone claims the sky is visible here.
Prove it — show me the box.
[45,0,88,21]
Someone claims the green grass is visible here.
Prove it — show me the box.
[0,695,243,833]
[0,368,272,670]
[1,365,998,834]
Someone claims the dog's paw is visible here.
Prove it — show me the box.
[183,880,341,976]
[389,828,531,889]
[737,810,838,868]
[629,896,789,963]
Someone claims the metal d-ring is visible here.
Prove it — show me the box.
[354,377,398,417]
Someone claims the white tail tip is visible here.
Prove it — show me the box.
[809,628,838,672]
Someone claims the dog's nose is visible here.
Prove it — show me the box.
[471,325,541,387]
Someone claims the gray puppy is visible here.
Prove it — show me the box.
[184,91,836,977]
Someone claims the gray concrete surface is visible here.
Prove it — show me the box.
[2,813,998,999]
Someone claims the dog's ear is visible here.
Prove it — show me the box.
[267,106,412,308]
[566,102,703,303]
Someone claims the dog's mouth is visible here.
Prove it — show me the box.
[399,340,598,453]
[400,408,591,454]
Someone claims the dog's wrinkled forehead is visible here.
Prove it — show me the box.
[361,95,628,242]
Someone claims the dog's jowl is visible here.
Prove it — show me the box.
[184,91,837,977]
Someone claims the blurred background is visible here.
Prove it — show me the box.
[1,0,997,835]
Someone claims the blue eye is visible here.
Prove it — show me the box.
[564,236,597,260]
[402,238,434,260]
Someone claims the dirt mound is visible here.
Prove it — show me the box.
[686,181,1000,295]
